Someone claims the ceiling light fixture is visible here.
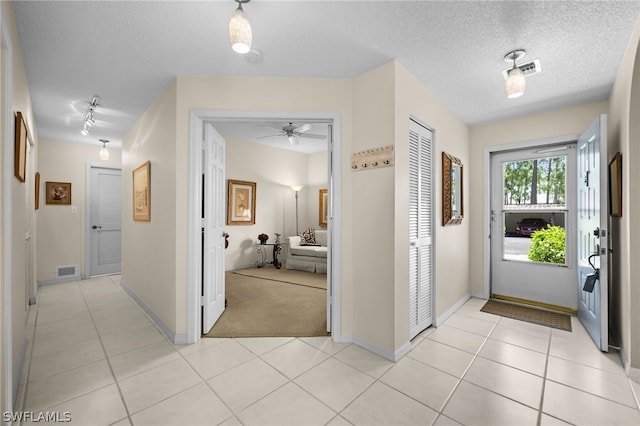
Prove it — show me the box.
[287,134,298,146]
[504,50,526,99]
[80,95,100,136]
[229,0,252,54]
[99,139,110,161]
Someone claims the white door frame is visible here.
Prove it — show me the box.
[84,163,122,278]
[482,134,579,298]
[187,110,342,344]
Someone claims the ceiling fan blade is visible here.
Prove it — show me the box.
[257,134,283,139]
[297,133,326,140]
[294,123,312,133]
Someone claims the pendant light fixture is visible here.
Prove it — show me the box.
[229,0,252,54]
[504,50,526,99]
[99,139,110,160]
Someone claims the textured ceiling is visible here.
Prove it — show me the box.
[11,1,640,149]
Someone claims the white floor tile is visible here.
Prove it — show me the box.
[235,336,294,355]
[433,414,463,425]
[478,338,548,377]
[489,323,550,354]
[546,356,637,408]
[549,338,626,375]
[463,357,543,409]
[427,324,488,355]
[300,336,350,355]
[29,339,105,381]
[109,340,181,381]
[100,324,166,357]
[543,380,640,425]
[174,337,228,356]
[443,381,538,426]
[24,360,114,412]
[237,382,336,426]
[325,415,353,426]
[207,358,288,412]
[408,338,474,378]
[22,384,127,426]
[131,382,232,426]
[332,344,394,379]
[118,358,202,414]
[380,356,459,412]
[184,339,256,380]
[442,313,496,337]
[261,339,330,379]
[341,381,438,426]
[295,357,374,412]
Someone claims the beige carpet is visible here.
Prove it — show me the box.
[480,299,572,331]
[204,271,328,338]
[231,266,326,290]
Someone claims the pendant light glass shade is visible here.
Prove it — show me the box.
[99,146,109,160]
[505,66,526,98]
[229,4,252,54]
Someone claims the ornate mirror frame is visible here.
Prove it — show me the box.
[442,151,464,226]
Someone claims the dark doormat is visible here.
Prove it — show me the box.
[480,299,572,331]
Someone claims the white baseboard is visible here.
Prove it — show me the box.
[37,275,81,286]
[120,279,182,344]
[351,337,409,362]
[435,293,472,327]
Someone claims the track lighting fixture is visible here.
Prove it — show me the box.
[80,95,100,135]
[504,50,526,99]
[99,139,110,161]
[229,0,252,54]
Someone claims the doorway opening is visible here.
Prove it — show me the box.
[186,111,342,345]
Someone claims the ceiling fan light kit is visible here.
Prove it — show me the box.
[504,49,526,99]
[258,122,327,146]
[229,0,252,54]
[99,139,110,160]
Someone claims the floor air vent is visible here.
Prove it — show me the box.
[502,59,542,79]
[56,265,77,278]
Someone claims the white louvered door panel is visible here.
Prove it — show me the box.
[409,119,433,339]
[90,167,122,276]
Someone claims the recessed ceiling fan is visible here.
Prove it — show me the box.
[258,122,326,145]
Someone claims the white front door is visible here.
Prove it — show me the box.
[202,122,226,333]
[577,115,609,351]
[89,166,121,276]
[490,145,577,310]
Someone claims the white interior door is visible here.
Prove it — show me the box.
[326,123,333,332]
[202,122,226,333]
[409,118,433,339]
[490,145,577,310]
[577,115,608,351]
[89,166,121,276]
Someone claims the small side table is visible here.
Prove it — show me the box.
[256,242,286,269]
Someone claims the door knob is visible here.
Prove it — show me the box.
[92,225,102,230]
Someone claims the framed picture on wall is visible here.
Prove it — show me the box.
[45,181,71,205]
[35,172,40,210]
[14,111,28,183]
[609,152,622,217]
[133,161,151,221]
[319,188,328,227]
[227,179,256,225]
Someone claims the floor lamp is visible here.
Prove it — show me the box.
[291,185,303,234]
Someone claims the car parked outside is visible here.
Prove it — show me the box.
[516,218,547,237]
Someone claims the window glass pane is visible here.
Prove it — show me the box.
[502,155,567,265]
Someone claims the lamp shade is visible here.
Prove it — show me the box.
[229,6,252,54]
[291,185,303,192]
[99,146,109,160]
[506,67,526,98]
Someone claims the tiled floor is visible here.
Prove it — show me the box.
[16,276,640,425]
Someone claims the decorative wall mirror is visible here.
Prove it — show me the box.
[442,151,463,225]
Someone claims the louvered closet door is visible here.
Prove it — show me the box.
[409,119,433,339]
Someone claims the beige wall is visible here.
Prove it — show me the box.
[223,135,315,269]
[1,0,38,413]
[121,80,178,334]
[36,139,121,282]
[608,16,640,370]
[304,150,328,231]
[468,100,609,300]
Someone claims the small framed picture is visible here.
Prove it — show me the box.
[319,188,328,227]
[45,181,71,205]
[14,111,27,183]
[133,161,151,221]
[609,152,622,217]
[227,179,256,225]
[35,172,40,210]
